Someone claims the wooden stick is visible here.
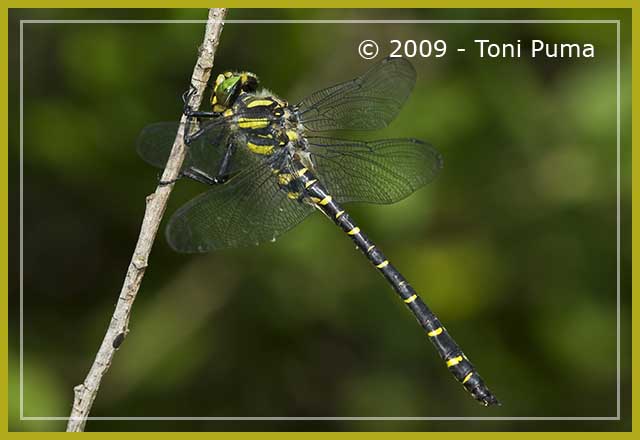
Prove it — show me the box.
[65,8,228,431]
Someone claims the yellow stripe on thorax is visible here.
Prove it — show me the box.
[246,99,274,108]
[247,142,274,155]
[237,118,269,129]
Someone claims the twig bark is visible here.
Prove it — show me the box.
[66,8,228,432]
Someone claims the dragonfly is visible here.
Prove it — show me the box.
[137,56,499,406]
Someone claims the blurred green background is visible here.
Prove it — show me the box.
[8,8,631,431]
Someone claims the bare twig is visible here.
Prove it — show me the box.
[66,8,228,432]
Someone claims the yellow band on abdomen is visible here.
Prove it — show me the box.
[446,355,464,367]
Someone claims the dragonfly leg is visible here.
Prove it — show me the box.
[183,112,224,145]
[181,84,197,110]
[184,124,204,145]
[183,113,221,146]
[182,84,219,119]
[158,167,227,187]
[183,111,221,145]
[182,168,227,185]
[185,110,219,119]
[165,138,234,186]
[181,84,222,144]
[215,140,235,180]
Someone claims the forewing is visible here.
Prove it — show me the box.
[166,157,315,253]
[296,57,416,131]
[307,137,443,204]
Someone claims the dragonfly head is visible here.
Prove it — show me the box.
[211,71,259,112]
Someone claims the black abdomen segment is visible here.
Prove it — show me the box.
[295,162,499,406]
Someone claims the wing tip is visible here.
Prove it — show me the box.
[381,55,417,78]
[408,138,444,171]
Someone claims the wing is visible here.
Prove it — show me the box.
[307,137,443,204]
[136,119,253,179]
[166,156,315,253]
[295,57,417,131]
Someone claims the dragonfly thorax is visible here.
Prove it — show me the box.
[229,93,304,158]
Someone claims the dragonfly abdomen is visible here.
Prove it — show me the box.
[292,161,499,406]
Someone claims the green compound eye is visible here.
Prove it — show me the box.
[211,72,259,111]
[215,75,241,107]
